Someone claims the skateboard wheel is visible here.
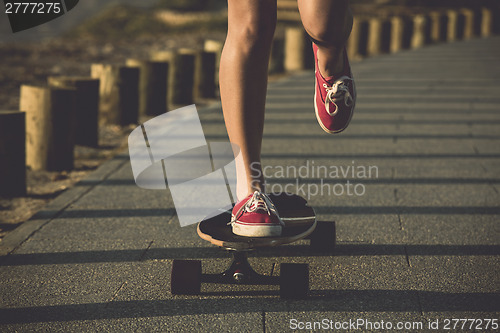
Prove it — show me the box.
[233,272,245,282]
[280,263,309,299]
[171,259,201,295]
[310,221,336,253]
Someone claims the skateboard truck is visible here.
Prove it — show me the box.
[204,250,277,285]
[170,201,335,299]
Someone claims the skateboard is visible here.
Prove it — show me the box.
[170,194,335,299]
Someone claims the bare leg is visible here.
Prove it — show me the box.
[220,0,277,200]
[298,0,353,78]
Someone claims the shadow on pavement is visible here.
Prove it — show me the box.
[0,290,498,324]
[1,244,498,266]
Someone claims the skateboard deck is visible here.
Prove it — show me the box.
[197,209,316,251]
[267,192,316,226]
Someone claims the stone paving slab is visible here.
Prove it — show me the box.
[1,36,499,331]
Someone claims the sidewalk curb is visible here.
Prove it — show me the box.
[0,154,129,256]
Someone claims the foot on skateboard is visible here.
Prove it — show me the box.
[170,195,336,299]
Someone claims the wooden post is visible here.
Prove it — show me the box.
[151,50,177,109]
[126,59,169,117]
[170,49,196,106]
[394,15,413,50]
[461,8,475,39]
[0,111,26,196]
[47,77,99,147]
[446,10,459,42]
[20,85,76,171]
[204,40,224,89]
[367,18,383,56]
[347,17,361,59]
[429,11,447,43]
[390,16,404,53]
[90,64,139,126]
[429,12,440,43]
[193,51,216,100]
[269,36,285,74]
[411,14,429,49]
[151,50,176,63]
[285,26,305,71]
[481,7,493,37]
[353,17,370,59]
[367,17,390,55]
[284,26,313,71]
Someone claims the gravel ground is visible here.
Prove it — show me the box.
[0,30,227,240]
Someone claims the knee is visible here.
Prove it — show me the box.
[304,25,335,46]
[303,20,352,47]
[302,7,353,46]
[228,10,276,54]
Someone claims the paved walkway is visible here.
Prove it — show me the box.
[1,37,499,332]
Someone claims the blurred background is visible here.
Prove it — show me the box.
[0,0,498,238]
[1,0,498,109]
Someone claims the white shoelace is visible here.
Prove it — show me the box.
[324,76,354,116]
[230,191,283,225]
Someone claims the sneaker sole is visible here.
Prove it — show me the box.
[232,222,282,237]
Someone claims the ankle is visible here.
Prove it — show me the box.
[249,180,265,196]
[317,47,345,79]
[236,179,265,201]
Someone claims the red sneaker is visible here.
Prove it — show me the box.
[230,191,284,237]
[313,43,356,134]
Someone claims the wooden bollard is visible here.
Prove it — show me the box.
[390,16,404,53]
[126,59,169,117]
[47,77,99,147]
[20,85,76,171]
[347,17,360,60]
[347,17,369,60]
[204,40,224,88]
[193,51,216,99]
[429,11,447,43]
[461,8,475,40]
[90,64,139,126]
[411,14,429,49]
[481,7,493,37]
[391,16,413,52]
[367,18,382,56]
[284,26,313,71]
[367,18,390,56]
[269,36,285,74]
[446,10,459,42]
[151,50,176,63]
[153,49,196,106]
[284,26,306,71]
[168,49,196,106]
[151,50,178,108]
[471,8,482,37]
[347,17,368,60]
[0,111,26,196]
